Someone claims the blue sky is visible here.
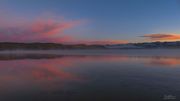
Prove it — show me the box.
[0,0,180,43]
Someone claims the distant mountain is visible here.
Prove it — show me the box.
[0,41,180,50]
[106,41,180,49]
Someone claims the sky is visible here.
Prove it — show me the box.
[1,0,180,44]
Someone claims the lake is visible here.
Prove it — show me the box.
[0,49,179,101]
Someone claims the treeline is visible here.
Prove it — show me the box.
[0,42,105,50]
[0,41,180,50]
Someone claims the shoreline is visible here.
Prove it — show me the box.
[0,49,179,57]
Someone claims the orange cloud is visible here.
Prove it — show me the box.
[141,33,180,41]
[85,40,128,45]
[67,39,128,45]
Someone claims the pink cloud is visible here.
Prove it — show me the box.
[0,14,82,43]
[0,11,127,45]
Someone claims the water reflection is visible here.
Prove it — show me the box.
[0,53,179,101]
[147,57,180,66]
[0,53,180,66]
[121,56,180,67]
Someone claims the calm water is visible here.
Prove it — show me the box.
[0,50,180,101]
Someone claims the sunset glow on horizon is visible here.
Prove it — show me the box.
[0,0,180,44]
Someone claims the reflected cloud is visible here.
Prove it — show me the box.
[0,53,179,92]
[32,64,77,81]
[129,56,180,67]
[147,58,180,66]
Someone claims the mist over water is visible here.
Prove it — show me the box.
[0,49,179,101]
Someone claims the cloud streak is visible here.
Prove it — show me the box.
[0,15,81,43]
[141,33,180,41]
